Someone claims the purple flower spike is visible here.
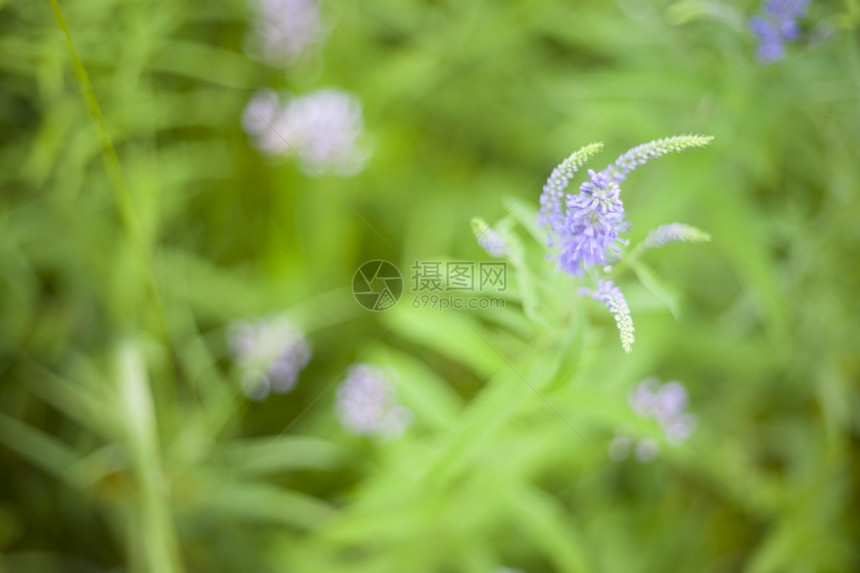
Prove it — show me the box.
[538,136,711,278]
[538,143,604,238]
[557,171,629,275]
[581,279,635,353]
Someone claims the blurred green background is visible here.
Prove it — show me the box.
[1,0,859,571]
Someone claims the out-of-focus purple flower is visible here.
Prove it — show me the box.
[664,413,697,445]
[228,315,312,400]
[635,438,660,462]
[242,89,370,176]
[751,0,810,63]
[336,364,412,439]
[610,378,695,462]
[471,218,508,258]
[628,376,660,416]
[653,381,689,422]
[580,279,635,353]
[246,0,327,68]
[627,377,696,446]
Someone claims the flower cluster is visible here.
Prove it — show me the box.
[644,223,711,249]
[628,378,697,445]
[246,0,327,68]
[471,218,508,258]
[228,315,312,401]
[336,364,413,439]
[579,280,635,353]
[538,136,712,277]
[535,135,711,352]
[609,378,696,462]
[242,89,369,175]
[751,0,810,63]
[556,169,629,275]
[537,143,603,236]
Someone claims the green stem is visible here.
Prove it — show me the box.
[118,339,184,573]
[607,242,645,278]
[48,0,142,244]
[48,0,166,334]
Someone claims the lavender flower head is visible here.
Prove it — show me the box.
[538,136,712,276]
[644,223,711,249]
[471,218,508,258]
[243,89,370,176]
[628,377,696,445]
[246,0,327,68]
[336,364,413,439]
[556,169,629,274]
[751,0,810,63]
[580,279,635,353]
[228,315,311,400]
[538,144,623,275]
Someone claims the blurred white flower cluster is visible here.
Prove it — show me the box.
[609,377,696,462]
[336,364,412,439]
[242,88,369,176]
[246,0,327,67]
[228,315,311,401]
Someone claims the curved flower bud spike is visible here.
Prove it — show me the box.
[538,142,604,236]
[644,223,711,249]
[601,135,713,184]
[471,217,508,258]
[580,280,635,353]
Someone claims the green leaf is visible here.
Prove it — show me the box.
[370,347,464,430]
[218,436,354,477]
[383,307,503,378]
[0,412,81,484]
[630,259,682,319]
[506,482,591,572]
[203,482,337,530]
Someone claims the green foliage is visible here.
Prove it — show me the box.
[1,0,859,572]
